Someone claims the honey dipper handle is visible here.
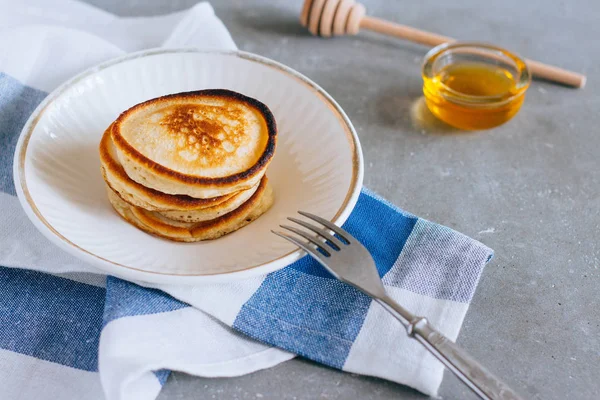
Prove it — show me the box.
[360,15,586,88]
[524,59,586,88]
[360,16,453,47]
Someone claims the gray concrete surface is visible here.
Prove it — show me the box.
[83,0,600,398]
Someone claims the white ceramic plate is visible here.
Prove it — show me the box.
[13,49,363,284]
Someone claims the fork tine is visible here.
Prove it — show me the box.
[280,225,332,256]
[271,230,330,264]
[287,217,343,250]
[297,211,353,243]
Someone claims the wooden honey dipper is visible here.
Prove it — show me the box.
[300,0,586,88]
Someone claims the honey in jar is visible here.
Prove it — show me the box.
[422,43,531,130]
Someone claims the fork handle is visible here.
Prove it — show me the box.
[413,321,524,400]
[377,297,524,400]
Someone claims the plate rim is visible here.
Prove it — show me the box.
[12,47,364,284]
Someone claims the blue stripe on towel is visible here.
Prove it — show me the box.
[233,191,418,368]
[104,278,185,386]
[289,191,417,279]
[154,369,171,385]
[0,267,104,371]
[0,270,182,382]
[103,277,188,327]
[0,73,47,195]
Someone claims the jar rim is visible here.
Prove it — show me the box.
[421,42,531,105]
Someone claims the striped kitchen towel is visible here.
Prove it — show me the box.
[0,1,493,399]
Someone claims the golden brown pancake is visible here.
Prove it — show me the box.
[111,89,277,198]
[156,182,258,223]
[107,176,273,242]
[100,125,258,216]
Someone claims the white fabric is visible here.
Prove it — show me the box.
[100,308,294,400]
[344,287,468,395]
[0,192,97,274]
[0,349,104,400]
[153,277,268,326]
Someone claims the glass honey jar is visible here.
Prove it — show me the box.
[421,42,531,130]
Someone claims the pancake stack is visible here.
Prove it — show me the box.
[100,89,277,242]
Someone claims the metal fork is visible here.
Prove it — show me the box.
[273,211,524,400]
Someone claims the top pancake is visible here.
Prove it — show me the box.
[111,89,277,198]
[99,124,258,213]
